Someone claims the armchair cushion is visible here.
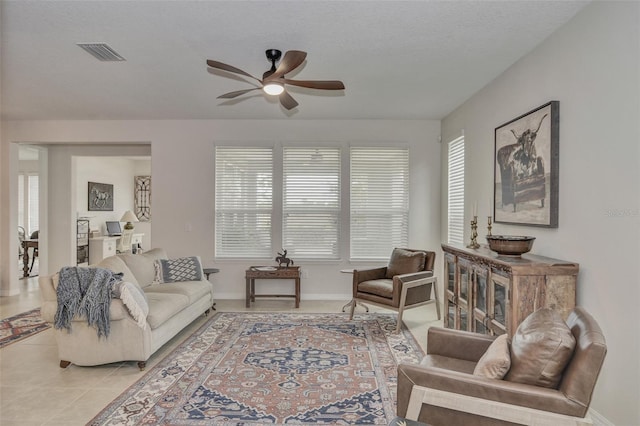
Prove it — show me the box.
[473,334,511,379]
[505,308,575,389]
[386,248,426,279]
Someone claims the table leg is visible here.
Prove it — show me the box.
[251,279,255,302]
[22,247,30,278]
[295,277,300,308]
[245,277,251,308]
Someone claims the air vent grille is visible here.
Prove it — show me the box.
[77,43,126,62]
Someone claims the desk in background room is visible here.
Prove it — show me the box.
[89,233,144,264]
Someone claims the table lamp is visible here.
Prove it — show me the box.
[120,210,139,230]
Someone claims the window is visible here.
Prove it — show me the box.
[447,136,465,245]
[283,148,341,259]
[215,147,273,258]
[350,147,409,260]
[17,173,39,236]
[215,145,412,260]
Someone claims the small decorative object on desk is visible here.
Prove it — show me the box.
[487,215,493,236]
[467,216,480,249]
[486,235,536,256]
[275,249,294,268]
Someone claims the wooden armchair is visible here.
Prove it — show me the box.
[348,248,440,333]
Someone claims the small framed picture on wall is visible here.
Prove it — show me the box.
[88,181,114,211]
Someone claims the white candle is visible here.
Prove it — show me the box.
[473,201,477,217]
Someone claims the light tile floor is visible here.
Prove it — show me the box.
[0,276,442,425]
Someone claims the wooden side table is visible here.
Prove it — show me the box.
[245,266,301,308]
[203,267,219,311]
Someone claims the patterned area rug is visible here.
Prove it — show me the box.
[90,312,424,425]
[0,307,50,348]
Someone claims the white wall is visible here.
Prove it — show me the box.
[74,156,152,251]
[440,2,639,424]
[2,120,441,300]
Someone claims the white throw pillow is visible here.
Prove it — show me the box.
[113,281,149,328]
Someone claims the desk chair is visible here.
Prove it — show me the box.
[116,229,134,253]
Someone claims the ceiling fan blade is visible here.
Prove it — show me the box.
[282,79,345,90]
[217,88,261,99]
[206,59,261,82]
[279,90,299,110]
[269,50,307,79]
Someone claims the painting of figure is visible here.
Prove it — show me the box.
[494,101,559,227]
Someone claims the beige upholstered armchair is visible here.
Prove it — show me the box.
[348,248,441,333]
[397,307,607,426]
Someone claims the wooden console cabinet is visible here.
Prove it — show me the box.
[442,243,578,336]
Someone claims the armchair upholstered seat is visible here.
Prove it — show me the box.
[348,248,441,333]
[397,307,607,426]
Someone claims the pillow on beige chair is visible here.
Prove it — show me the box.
[505,308,576,389]
[385,248,426,279]
[473,334,511,379]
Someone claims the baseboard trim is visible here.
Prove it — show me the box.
[214,293,350,301]
[589,408,614,426]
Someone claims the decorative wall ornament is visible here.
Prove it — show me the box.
[494,101,559,228]
[88,182,113,211]
[134,176,151,222]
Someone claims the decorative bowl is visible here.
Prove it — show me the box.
[486,235,536,256]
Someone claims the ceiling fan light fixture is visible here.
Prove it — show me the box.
[263,82,284,96]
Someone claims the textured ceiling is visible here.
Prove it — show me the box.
[1,1,589,121]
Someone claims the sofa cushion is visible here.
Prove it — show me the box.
[145,292,190,329]
[505,308,576,389]
[154,256,204,283]
[473,334,511,379]
[96,256,139,287]
[119,248,168,288]
[386,248,426,279]
[144,280,213,305]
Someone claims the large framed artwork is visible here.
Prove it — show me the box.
[494,101,559,227]
[88,181,114,211]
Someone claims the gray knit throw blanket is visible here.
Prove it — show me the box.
[54,266,123,338]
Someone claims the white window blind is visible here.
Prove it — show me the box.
[215,147,273,258]
[283,147,341,259]
[350,147,409,260]
[448,136,465,245]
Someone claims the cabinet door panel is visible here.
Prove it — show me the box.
[489,272,509,334]
[458,259,472,304]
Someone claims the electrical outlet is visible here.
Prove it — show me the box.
[301,269,309,278]
[185,222,192,232]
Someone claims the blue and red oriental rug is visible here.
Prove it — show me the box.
[0,307,50,348]
[90,312,424,425]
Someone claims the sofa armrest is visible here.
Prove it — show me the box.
[427,327,495,361]
[397,363,586,419]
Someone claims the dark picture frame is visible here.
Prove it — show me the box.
[493,101,559,227]
[88,181,114,211]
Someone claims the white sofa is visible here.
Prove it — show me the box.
[39,248,214,370]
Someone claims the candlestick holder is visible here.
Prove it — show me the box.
[467,216,480,249]
[487,216,493,236]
